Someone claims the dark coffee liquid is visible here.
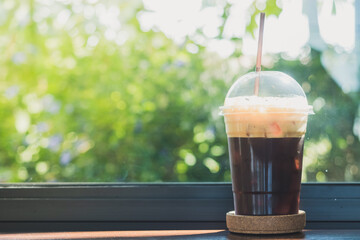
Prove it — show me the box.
[228,137,304,215]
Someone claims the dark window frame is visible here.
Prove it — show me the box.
[0,183,359,232]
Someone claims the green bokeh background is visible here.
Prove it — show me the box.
[1,0,359,182]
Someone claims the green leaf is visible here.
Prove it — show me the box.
[332,0,336,15]
[246,0,283,38]
[264,0,282,17]
[246,12,259,38]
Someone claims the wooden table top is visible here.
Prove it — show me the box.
[0,230,360,239]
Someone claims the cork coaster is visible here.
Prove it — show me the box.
[226,210,306,234]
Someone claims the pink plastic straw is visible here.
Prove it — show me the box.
[254,12,265,96]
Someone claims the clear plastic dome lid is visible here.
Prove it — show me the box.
[220,71,313,115]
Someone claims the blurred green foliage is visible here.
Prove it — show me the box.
[0,0,359,182]
[271,51,360,182]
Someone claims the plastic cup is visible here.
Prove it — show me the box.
[220,71,313,215]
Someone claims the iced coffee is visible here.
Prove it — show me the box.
[221,71,312,215]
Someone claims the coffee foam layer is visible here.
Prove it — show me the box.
[223,96,310,112]
[222,96,310,138]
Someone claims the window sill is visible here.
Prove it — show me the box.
[0,183,360,231]
[1,230,360,239]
